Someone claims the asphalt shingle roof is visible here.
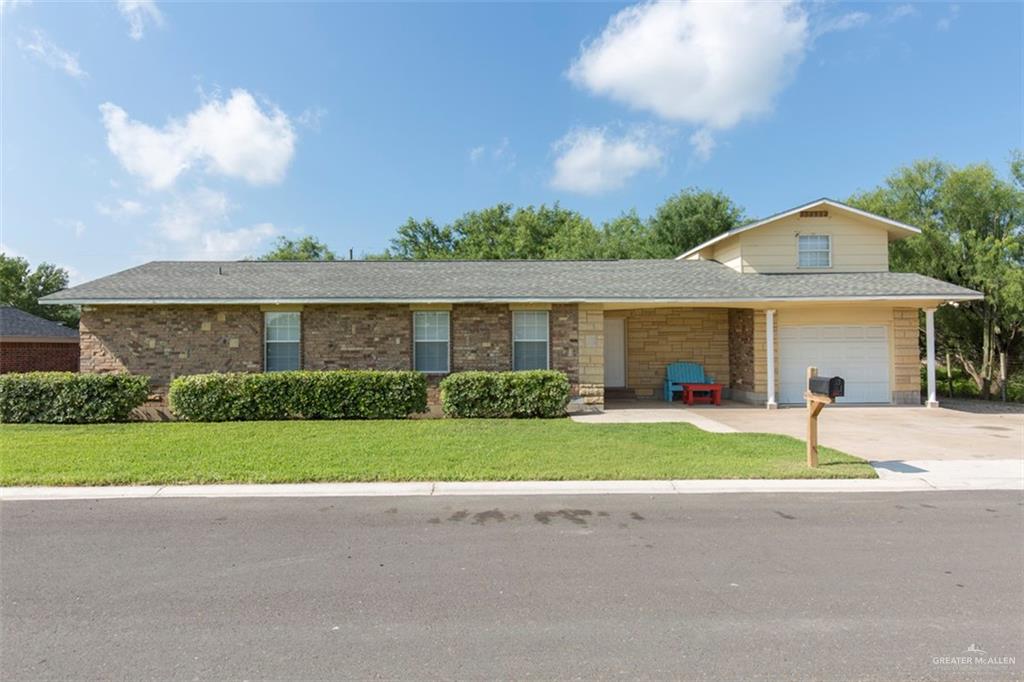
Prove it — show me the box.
[39,260,981,304]
[0,305,79,338]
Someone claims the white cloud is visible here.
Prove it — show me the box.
[937,4,959,31]
[96,198,146,220]
[297,106,327,132]
[469,137,516,169]
[100,89,297,189]
[567,1,808,130]
[18,30,87,79]
[688,128,716,162]
[118,0,163,40]
[550,127,662,195]
[199,223,277,260]
[884,4,917,23]
[155,188,278,259]
[813,11,870,39]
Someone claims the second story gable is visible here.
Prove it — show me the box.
[678,199,921,274]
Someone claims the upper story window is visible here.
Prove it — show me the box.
[513,310,549,371]
[414,310,450,374]
[798,234,831,268]
[265,312,301,371]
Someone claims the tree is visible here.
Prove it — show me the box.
[380,203,600,260]
[646,188,746,258]
[384,218,455,259]
[848,155,1024,399]
[258,236,337,261]
[0,253,78,326]
[596,210,653,259]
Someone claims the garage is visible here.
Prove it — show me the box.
[778,325,891,404]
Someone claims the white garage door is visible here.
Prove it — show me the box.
[779,325,891,404]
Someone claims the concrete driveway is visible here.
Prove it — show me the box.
[578,401,1023,462]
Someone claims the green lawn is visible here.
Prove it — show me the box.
[0,419,875,486]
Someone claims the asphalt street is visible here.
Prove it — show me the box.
[2,492,1022,680]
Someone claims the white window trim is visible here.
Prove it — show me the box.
[797,233,832,269]
[413,310,450,375]
[264,311,301,372]
[512,310,550,371]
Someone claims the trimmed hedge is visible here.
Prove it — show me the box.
[440,370,570,418]
[168,370,428,421]
[0,372,150,423]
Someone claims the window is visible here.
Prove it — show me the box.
[798,234,831,268]
[513,311,549,371]
[264,312,300,371]
[414,311,449,373]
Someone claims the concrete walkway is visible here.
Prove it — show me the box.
[576,400,1023,461]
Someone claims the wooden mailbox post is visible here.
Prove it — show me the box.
[804,366,833,468]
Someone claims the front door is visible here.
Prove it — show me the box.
[604,317,626,387]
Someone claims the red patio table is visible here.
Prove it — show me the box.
[681,383,722,406]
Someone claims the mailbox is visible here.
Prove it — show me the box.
[808,375,844,399]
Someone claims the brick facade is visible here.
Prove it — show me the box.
[80,305,263,391]
[303,304,410,371]
[79,303,924,410]
[550,304,580,387]
[452,304,511,372]
[79,303,584,406]
[0,341,79,373]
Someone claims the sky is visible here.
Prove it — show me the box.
[1,1,1021,283]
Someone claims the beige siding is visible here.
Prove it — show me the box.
[742,213,888,272]
[707,209,890,274]
[712,239,742,271]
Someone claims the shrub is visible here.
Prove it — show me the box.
[168,370,427,421]
[440,370,570,418]
[0,372,150,424]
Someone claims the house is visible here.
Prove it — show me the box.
[0,305,80,373]
[41,199,981,410]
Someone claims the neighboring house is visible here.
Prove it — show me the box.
[41,199,981,410]
[0,305,80,373]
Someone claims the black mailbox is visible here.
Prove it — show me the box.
[808,375,844,399]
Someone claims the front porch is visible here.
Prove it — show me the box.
[577,303,937,411]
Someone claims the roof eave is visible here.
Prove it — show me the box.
[675,198,923,260]
[42,293,984,306]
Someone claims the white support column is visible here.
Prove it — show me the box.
[925,307,938,408]
[765,309,777,409]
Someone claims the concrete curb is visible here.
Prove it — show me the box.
[2,476,1020,501]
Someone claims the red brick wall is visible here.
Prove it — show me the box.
[0,341,80,373]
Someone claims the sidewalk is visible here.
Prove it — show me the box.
[2,460,1021,501]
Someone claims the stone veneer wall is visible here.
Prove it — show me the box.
[605,308,729,399]
[576,306,604,408]
[80,305,263,392]
[751,310,778,403]
[892,307,922,405]
[727,309,755,401]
